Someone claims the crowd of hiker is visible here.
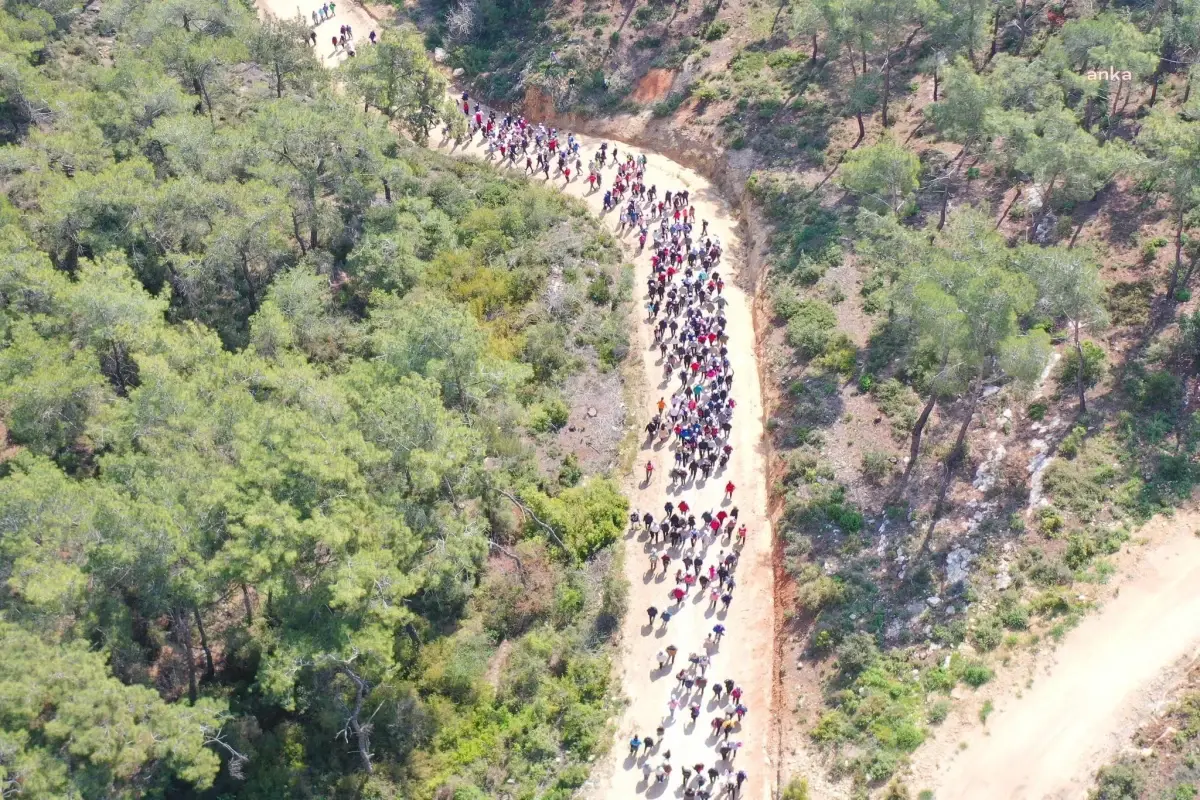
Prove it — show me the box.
[451,93,750,798]
[302,2,380,56]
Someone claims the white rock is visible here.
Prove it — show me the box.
[946,548,974,584]
[927,596,942,607]
[434,47,447,62]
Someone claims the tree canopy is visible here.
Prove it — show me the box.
[0,3,631,798]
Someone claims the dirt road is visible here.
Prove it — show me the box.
[437,128,777,800]
[259,0,780,793]
[907,515,1200,799]
[257,0,375,64]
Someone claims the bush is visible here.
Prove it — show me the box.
[817,333,858,376]
[522,478,628,560]
[1141,235,1168,263]
[797,565,845,610]
[785,299,837,358]
[871,378,919,432]
[782,777,810,800]
[531,397,571,432]
[836,631,880,677]
[927,699,951,724]
[477,541,561,637]
[1139,370,1182,411]
[1058,426,1086,459]
[701,19,730,40]
[970,615,1003,651]
[1027,401,1048,421]
[587,273,613,305]
[1037,507,1065,536]
[960,661,993,688]
[997,596,1030,630]
[862,450,895,484]
[1059,341,1106,394]
[1092,761,1146,800]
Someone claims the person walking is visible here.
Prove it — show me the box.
[666,644,678,665]
[724,480,735,501]
[647,606,658,625]
[629,735,642,756]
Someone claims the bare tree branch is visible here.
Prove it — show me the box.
[496,487,570,552]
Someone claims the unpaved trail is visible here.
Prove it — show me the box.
[436,130,777,800]
[261,0,780,794]
[257,0,374,64]
[907,515,1200,799]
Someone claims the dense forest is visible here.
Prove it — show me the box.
[0,1,634,798]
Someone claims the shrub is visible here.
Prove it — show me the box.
[1139,370,1182,411]
[862,450,895,484]
[1107,280,1153,327]
[558,453,582,487]
[701,19,730,40]
[1059,341,1106,394]
[1140,235,1168,263]
[817,333,857,376]
[782,777,810,800]
[785,299,837,358]
[477,541,561,637]
[960,661,993,688]
[797,565,845,610]
[522,478,628,560]
[1037,507,1065,536]
[652,92,686,117]
[587,273,613,305]
[811,710,852,744]
[970,615,1003,651]
[691,80,720,103]
[1058,426,1086,459]
[997,596,1030,630]
[836,631,880,677]
[872,378,919,433]
[531,396,571,432]
[927,699,951,724]
[1092,761,1146,800]
[1027,400,1048,421]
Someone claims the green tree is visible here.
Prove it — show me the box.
[250,95,387,252]
[341,25,451,144]
[1018,245,1108,412]
[1139,111,1200,296]
[925,57,999,227]
[250,14,322,99]
[839,136,921,214]
[1001,106,1130,236]
[847,73,880,146]
[0,620,227,796]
